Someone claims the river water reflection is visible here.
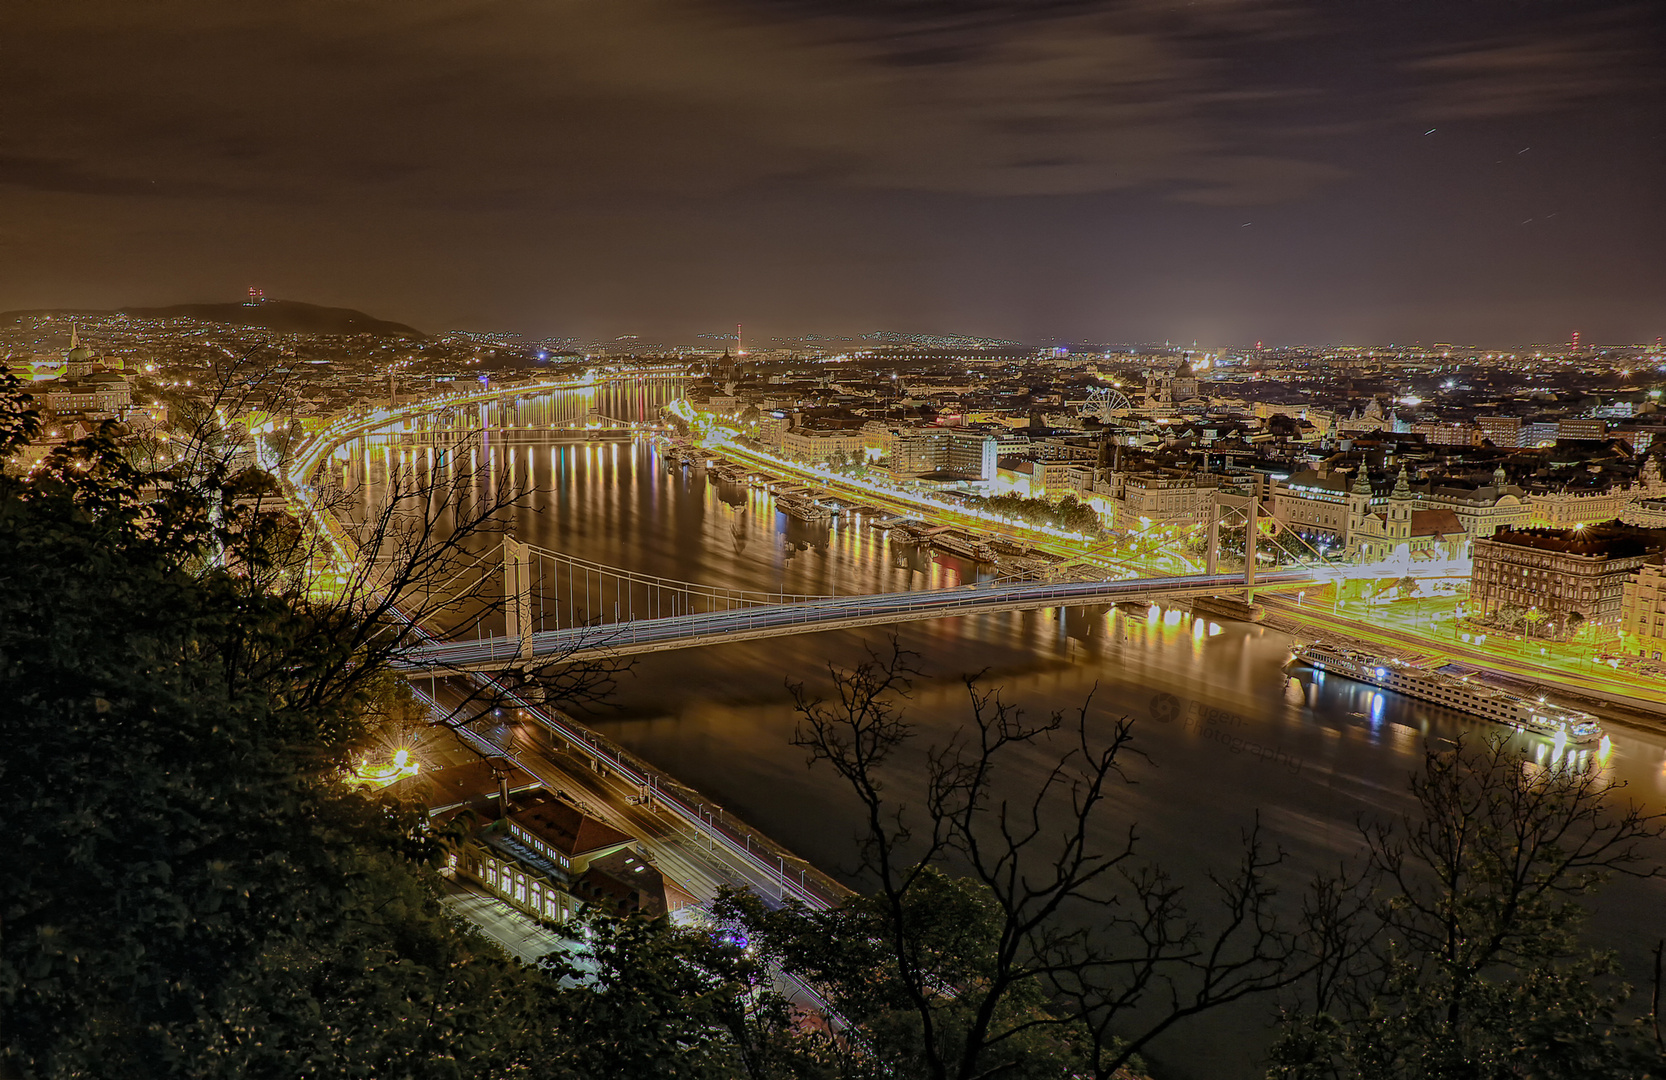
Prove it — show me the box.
[353,394,1666,1079]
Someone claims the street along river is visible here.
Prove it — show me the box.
[347,389,1666,1079]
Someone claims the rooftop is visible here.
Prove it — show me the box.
[507,795,633,859]
[386,757,541,814]
[1482,521,1666,558]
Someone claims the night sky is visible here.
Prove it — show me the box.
[3,1,1661,345]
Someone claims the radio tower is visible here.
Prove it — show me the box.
[736,322,743,358]
[1570,330,1580,353]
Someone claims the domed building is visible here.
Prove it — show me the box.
[36,328,132,417]
[63,325,99,377]
[1142,356,1200,413]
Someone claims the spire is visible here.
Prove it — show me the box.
[1351,468,1373,496]
[65,323,94,367]
[1392,465,1413,500]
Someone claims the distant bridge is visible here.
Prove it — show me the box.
[396,538,1316,671]
[286,373,689,488]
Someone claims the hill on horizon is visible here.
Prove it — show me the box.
[0,299,425,338]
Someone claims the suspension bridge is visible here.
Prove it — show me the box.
[288,377,1330,675]
[397,538,1319,672]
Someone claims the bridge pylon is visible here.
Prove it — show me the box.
[1205,475,1263,600]
[503,537,533,660]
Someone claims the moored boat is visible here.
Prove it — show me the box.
[777,494,833,523]
[1288,642,1604,745]
[930,531,997,563]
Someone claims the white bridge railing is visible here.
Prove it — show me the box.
[405,567,1320,670]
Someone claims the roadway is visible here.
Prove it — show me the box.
[278,375,852,915]
[413,679,847,911]
[402,568,1316,670]
[416,676,858,1029]
[700,432,1198,578]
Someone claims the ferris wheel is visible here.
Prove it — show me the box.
[1077,386,1135,423]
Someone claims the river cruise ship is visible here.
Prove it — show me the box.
[1290,643,1604,745]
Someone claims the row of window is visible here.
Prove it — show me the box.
[509,821,571,868]
[473,851,565,922]
[1475,562,1599,579]
[1378,672,1536,722]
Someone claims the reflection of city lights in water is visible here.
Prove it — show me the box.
[1285,677,1306,706]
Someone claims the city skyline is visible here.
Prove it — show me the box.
[3,0,1662,345]
[4,297,1661,356]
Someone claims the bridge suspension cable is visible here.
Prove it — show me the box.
[504,539,836,638]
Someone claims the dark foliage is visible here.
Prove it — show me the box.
[0,375,565,1078]
[0,374,775,1079]
[1268,736,1666,1080]
[959,492,1106,536]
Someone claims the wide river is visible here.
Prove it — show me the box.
[350,381,1666,1079]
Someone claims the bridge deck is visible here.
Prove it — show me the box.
[400,569,1314,671]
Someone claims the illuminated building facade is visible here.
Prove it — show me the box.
[1471,522,1666,634]
[1621,558,1666,660]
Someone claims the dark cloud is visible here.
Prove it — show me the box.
[0,154,226,198]
[0,0,1339,201]
[1408,28,1659,121]
[0,0,1660,341]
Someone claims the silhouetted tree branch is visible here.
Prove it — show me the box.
[1269,735,1666,1079]
[766,636,1309,1080]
